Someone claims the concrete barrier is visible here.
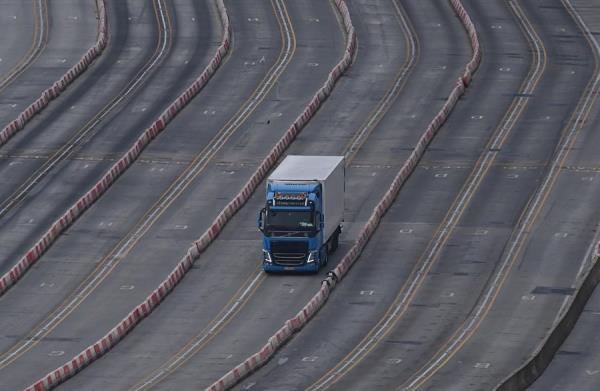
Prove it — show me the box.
[0,0,108,146]
[206,0,481,389]
[495,249,600,391]
[25,0,356,389]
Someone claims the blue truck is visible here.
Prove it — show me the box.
[258,156,345,273]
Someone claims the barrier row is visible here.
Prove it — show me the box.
[206,1,481,390]
[24,0,356,389]
[0,0,108,146]
[1,0,231,300]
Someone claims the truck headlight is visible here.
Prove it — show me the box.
[263,250,272,263]
[306,251,318,263]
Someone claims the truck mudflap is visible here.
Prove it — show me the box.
[263,262,320,273]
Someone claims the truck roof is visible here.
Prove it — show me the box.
[269,155,344,181]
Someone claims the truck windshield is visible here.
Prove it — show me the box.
[265,209,314,235]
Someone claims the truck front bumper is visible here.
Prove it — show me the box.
[263,261,319,273]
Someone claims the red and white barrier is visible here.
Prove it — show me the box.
[0,0,109,146]
[1,0,232,302]
[24,0,356,390]
[206,1,481,390]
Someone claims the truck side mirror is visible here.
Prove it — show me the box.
[258,208,266,232]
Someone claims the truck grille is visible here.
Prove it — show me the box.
[271,240,308,266]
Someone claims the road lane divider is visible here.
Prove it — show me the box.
[0,0,108,147]
[24,0,356,389]
[0,0,231,300]
[207,0,480,389]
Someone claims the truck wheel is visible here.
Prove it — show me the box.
[331,229,340,252]
[321,247,328,267]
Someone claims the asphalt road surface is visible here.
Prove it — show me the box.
[0,0,598,390]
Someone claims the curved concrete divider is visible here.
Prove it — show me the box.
[206,1,481,390]
[0,0,108,146]
[0,1,232,301]
[495,248,600,390]
[25,0,356,390]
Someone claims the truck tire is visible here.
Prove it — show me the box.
[330,228,340,253]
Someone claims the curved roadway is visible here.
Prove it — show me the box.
[0,0,219,388]
[66,0,470,389]
[0,0,97,122]
[0,0,36,84]
[526,1,600,390]
[0,0,597,390]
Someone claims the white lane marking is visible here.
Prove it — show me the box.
[48,351,64,357]
[302,356,319,362]
[360,290,374,296]
[278,357,289,365]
